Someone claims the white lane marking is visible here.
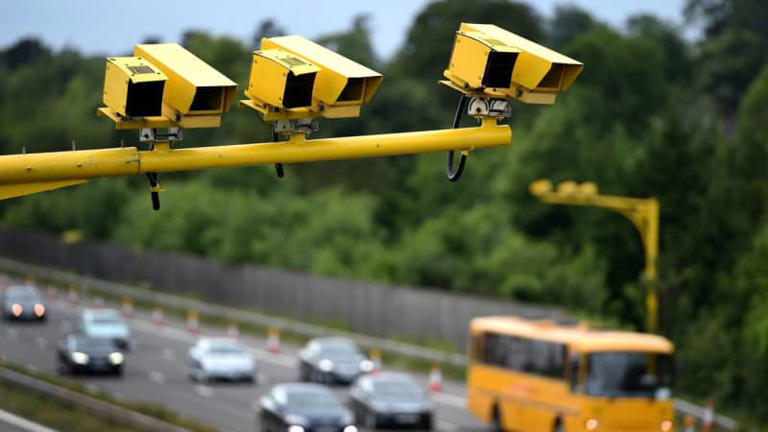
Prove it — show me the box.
[161,348,176,361]
[6,328,18,340]
[436,420,458,431]
[431,392,466,409]
[0,408,57,432]
[34,337,47,350]
[149,370,166,384]
[195,385,213,398]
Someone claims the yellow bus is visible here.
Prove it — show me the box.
[468,316,675,432]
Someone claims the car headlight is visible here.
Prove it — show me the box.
[287,426,305,432]
[108,352,124,364]
[359,359,374,372]
[319,359,334,372]
[585,418,599,430]
[660,420,673,432]
[343,426,358,432]
[71,352,89,365]
[286,414,308,426]
[11,303,22,316]
[33,303,45,316]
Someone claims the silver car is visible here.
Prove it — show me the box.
[185,338,256,383]
[2,285,47,321]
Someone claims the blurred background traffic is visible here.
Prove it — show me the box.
[1,0,767,430]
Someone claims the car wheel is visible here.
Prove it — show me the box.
[421,414,433,431]
[553,420,563,432]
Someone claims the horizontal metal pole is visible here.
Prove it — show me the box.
[0,120,511,185]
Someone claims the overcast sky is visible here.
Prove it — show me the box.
[1,1,691,59]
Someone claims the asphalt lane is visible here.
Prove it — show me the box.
[0,289,485,432]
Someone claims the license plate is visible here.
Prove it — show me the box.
[395,414,419,423]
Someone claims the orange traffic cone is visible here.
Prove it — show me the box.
[227,322,240,339]
[152,307,163,328]
[702,400,714,432]
[187,309,199,334]
[122,297,133,319]
[369,348,382,374]
[267,326,280,353]
[428,364,443,393]
[684,414,696,432]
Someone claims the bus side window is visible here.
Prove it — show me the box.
[570,355,581,392]
[471,332,485,361]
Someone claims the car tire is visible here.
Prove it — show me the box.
[553,420,564,432]
[421,414,433,431]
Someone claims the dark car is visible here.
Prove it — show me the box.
[259,383,358,432]
[2,285,47,321]
[349,372,432,430]
[56,334,124,376]
[298,337,374,385]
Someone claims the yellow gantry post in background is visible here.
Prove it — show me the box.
[529,179,660,333]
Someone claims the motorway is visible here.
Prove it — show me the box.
[0,289,485,432]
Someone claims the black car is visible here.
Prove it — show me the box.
[349,372,432,430]
[2,285,47,321]
[298,337,374,385]
[56,334,124,376]
[259,383,358,432]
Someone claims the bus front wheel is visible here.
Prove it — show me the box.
[490,405,504,432]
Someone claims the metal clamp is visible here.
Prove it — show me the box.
[139,127,183,143]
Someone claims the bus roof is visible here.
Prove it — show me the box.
[470,316,673,354]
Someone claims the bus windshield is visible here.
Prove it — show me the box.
[586,351,673,399]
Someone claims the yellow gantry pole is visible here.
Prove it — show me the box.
[529,180,660,333]
[0,118,511,199]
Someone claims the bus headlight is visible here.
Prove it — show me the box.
[585,418,599,430]
[660,420,673,431]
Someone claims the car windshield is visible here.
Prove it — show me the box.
[372,380,424,403]
[319,344,359,361]
[91,316,124,325]
[76,338,116,351]
[586,351,674,399]
[208,342,245,354]
[286,390,342,410]
[7,293,39,302]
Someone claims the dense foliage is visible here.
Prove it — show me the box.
[1,0,767,423]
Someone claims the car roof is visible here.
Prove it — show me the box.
[365,372,415,383]
[198,337,243,347]
[83,308,121,317]
[275,383,335,395]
